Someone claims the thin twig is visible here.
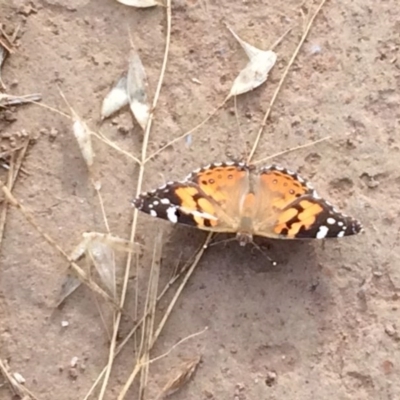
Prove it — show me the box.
[149,326,207,364]
[117,233,211,400]
[0,153,14,252]
[91,129,141,166]
[253,135,331,165]
[247,0,329,162]
[97,1,172,399]
[145,99,226,163]
[93,180,110,233]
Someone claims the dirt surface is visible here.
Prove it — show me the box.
[1,0,400,399]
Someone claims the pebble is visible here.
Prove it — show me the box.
[265,370,277,386]
[49,127,59,141]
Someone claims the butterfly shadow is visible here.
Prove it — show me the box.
[162,226,334,305]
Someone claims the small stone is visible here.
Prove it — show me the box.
[4,110,17,122]
[70,356,78,368]
[61,320,69,327]
[385,323,396,337]
[117,126,129,135]
[291,116,301,127]
[40,128,49,135]
[49,128,59,141]
[265,371,277,387]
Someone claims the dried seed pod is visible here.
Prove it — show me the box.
[72,118,94,169]
[227,26,277,98]
[157,355,201,399]
[101,72,129,120]
[116,0,159,7]
[127,49,150,130]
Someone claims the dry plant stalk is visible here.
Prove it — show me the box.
[0,138,31,252]
[97,1,172,399]
[156,355,201,399]
[138,233,161,399]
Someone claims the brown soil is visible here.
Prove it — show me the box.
[1,0,399,399]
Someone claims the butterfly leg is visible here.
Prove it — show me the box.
[250,241,277,266]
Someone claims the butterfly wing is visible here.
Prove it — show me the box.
[253,165,363,239]
[133,162,250,233]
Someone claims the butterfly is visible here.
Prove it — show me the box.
[132,162,363,246]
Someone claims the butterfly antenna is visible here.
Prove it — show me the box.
[207,235,237,248]
[250,241,277,266]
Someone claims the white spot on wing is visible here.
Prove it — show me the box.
[327,217,336,225]
[160,198,170,205]
[306,181,314,189]
[166,207,178,223]
[337,230,345,238]
[186,210,218,220]
[274,165,284,171]
[150,210,157,217]
[338,221,344,227]
[312,190,320,199]
[316,225,329,239]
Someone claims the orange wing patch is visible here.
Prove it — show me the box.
[260,167,312,210]
[189,164,248,203]
[273,199,324,237]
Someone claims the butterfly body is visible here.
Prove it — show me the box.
[133,162,363,243]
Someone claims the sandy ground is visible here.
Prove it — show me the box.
[1,0,400,399]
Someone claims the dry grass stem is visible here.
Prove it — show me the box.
[97,1,172,399]
[145,99,226,163]
[247,0,329,162]
[0,153,15,252]
[253,136,331,165]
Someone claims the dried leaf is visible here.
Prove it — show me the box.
[227,27,277,98]
[88,240,116,297]
[56,274,82,307]
[57,232,138,305]
[101,72,129,120]
[127,49,150,130]
[157,356,201,399]
[72,117,94,169]
[116,0,159,7]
